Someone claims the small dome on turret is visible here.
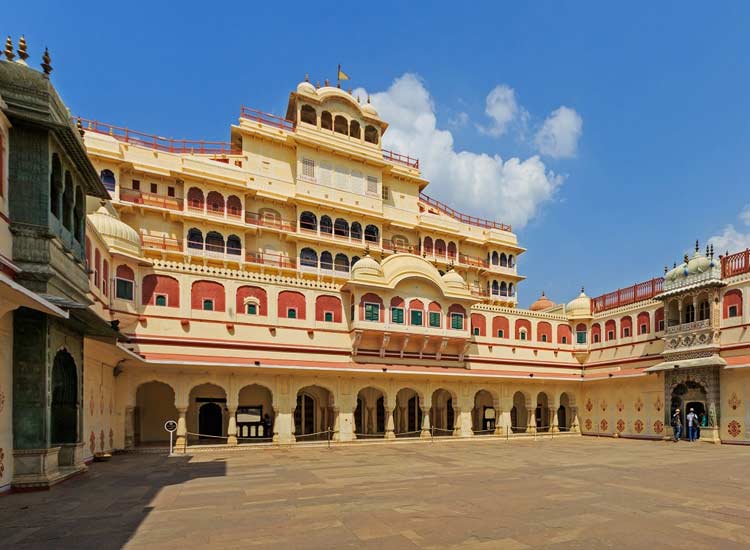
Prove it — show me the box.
[362,97,378,117]
[566,288,592,320]
[351,250,382,279]
[530,291,555,311]
[87,205,141,257]
[297,76,316,95]
[441,267,466,290]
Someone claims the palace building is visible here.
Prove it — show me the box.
[1,40,750,491]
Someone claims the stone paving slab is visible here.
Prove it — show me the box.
[1,438,750,549]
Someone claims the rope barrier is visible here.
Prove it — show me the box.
[186,431,228,440]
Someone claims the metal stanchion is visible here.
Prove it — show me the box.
[327,426,331,448]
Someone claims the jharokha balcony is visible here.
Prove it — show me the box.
[591,277,664,314]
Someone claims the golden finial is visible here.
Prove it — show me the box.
[356,95,361,103]
[664,266,668,274]
[17,35,29,63]
[4,37,15,62]
[367,95,371,104]
[695,239,699,252]
[324,78,329,86]
[315,80,320,89]
[41,47,52,77]
[76,117,85,138]
[304,73,309,82]
[580,286,585,294]
[683,253,689,263]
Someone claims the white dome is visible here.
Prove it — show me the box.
[441,269,466,290]
[296,80,316,95]
[566,288,592,320]
[88,206,141,257]
[351,254,382,278]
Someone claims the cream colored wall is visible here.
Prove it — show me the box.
[0,312,13,492]
[580,375,664,439]
[82,354,118,459]
[721,368,750,444]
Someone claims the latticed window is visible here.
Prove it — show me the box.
[382,185,389,201]
[429,311,441,328]
[411,310,423,326]
[451,313,464,330]
[367,176,379,195]
[391,307,404,324]
[364,303,380,322]
[301,158,315,180]
[115,278,134,301]
[246,303,257,315]
[324,311,334,322]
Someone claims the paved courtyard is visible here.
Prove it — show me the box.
[2,437,750,549]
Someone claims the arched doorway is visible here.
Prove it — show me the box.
[395,388,422,437]
[671,381,707,440]
[237,384,274,440]
[355,387,386,437]
[188,383,227,444]
[558,393,571,432]
[199,403,223,438]
[511,391,528,433]
[472,390,495,434]
[135,381,177,445]
[536,392,550,432]
[431,388,455,436]
[51,349,78,445]
[295,385,333,441]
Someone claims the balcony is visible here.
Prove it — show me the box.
[121,188,183,211]
[419,192,511,232]
[722,249,750,278]
[591,277,664,313]
[187,242,243,261]
[245,211,297,233]
[140,234,183,252]
[665,319,711,335]
[299,263,351,279]
[245,251,296,270]
[240,106,296,132]
[382,149,419,169]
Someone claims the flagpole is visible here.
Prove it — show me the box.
[337,64,341,88]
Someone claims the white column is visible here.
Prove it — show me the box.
[420,406,431,438]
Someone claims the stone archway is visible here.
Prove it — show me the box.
[295,385,334,441]
[472,390,496,435]
[395,388,422,437]
[51,349,79,445]
[511,391,529,433]
[135,381,178,445]
[536,392,550,432]
[664,366,720,441]
[188,383,228,444]
[355,387,386,437]
[237,384,274,440]
[431,388,456,436]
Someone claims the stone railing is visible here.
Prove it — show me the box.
[665,319,711,335]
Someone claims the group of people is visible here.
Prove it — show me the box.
[671,407,703,442]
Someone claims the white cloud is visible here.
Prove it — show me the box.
[449,111,469,128]
[739,204,750,226]
[479,85,519,137]
[708,205,750,254]
[354,74,562,229]
[534,106,583,159]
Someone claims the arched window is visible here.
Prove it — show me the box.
[74,187,85,243]
[62,171,74,230]
[279,291,306,319]
[300,211,317,232]
[508,255,515,268]
[205,231,224,253]
[94,249,101,287]
[142,274,180,307]
[300,104,317,125]
[698,300,710,321]
[50,154,62,218]
[300,248,318,268]
[592,323,601,343]
[500,281,508,296]
[320,251,333,270]
[334,115,348,135]
[492,280,499,295]
[206,191,224,214]
[351,256,360,266]
[508,283,515,296]
[334,253,349,272]
[350,120,361,139]
[492,251,499,265]
[471,313,487,336]
[435,239,446,257]
[320,215,333,234]
[620,316,633,338]
[537,321,552,343]
[334,218,349,237]
[637,311,651,335]
[351,222,362,240]
[226,234,242,255]
[492,316,509,338]
[236,286,267,316]
[100,169,116,192]
[102,260,109,296]
[447,241,457,259]
[115,265,135,300]
[500,253,507,267]
[605,320,616,341]
[191,280,226,312]
[423,236,433,254]
[576,323,588,344]
[187,228,203,249]
[364,224,379,243]
[321,111,333,131]
[187,187,204,210]
[515,319,531,340]
[364,125,379,144]
[316,295,342,322]
[723,289,743,319]
[226,195,242,218]
[684,303,696,324]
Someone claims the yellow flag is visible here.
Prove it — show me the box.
[338,65,350,81]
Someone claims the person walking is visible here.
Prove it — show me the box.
[686,408,698,442]
[671,408,682,442]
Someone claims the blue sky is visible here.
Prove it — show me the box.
[6,2,750,307]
